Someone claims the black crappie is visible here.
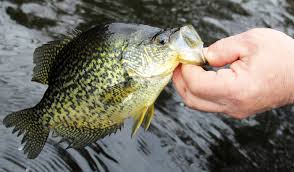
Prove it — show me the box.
[3,23,205,159]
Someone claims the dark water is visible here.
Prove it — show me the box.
[1,0,294,171]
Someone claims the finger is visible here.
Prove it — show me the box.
[180,64,237,100]
[183,90,224,113]
[173,66,224,112]
[204,33,251,67]
[230,59,248,74]
[172,65,187,98]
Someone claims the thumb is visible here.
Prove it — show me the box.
[204,33,250,67]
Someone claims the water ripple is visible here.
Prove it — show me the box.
[1,0,294,171]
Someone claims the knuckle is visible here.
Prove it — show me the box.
[227,80,259,106]
[241,29,259,41]
[232,93,249,109]
[185,82,195,93]
[238,32,258,52]
[210,38,225,51]
[217,105,227,114]
[233,112,248,119]
[226,84,244,104]
[181,89,191,106]
[246,28,261,34]
[185,80,202,96]
[225,110,248,119]
[223,82,261,119]
[246,28,268,36]
[183,96,194,108]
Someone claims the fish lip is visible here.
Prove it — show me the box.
[168,25,207,65]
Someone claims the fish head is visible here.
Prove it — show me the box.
[122,24,205,78]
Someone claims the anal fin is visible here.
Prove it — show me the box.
[54,122,123,149]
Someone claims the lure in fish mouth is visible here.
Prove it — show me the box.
[3,23,205,159]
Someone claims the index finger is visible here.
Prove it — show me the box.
[204,33,251,67]
[180,64,238,100]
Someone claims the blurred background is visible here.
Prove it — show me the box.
[0,0,294,171]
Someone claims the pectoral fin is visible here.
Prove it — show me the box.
[142,104,154,131]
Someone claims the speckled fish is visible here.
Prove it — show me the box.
[3,23,206,159]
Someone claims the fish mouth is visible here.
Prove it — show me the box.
[169,25,207,65]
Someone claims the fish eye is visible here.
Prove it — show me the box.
[152,31,168,45]
[154,35,168,45]
[159,38,166,45]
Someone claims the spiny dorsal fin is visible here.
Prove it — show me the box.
[32,29,82,85]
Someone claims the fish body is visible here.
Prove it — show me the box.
[3,23,205,159]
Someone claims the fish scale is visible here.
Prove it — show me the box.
[3,23,205,159]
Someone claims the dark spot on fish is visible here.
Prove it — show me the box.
[70,104,76,110]
[56,107,61,114]
[107,78,112,84]
[101,72,108,78]
[49,112,54,117]
[66,113,72,120]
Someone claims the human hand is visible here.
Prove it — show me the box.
[173,28,294,119]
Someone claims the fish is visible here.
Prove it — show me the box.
[3,23,205,159]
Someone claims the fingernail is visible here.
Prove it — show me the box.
[203,48,214,62]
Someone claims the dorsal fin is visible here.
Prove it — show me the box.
[32,30,81,85]
[32,38,71,85]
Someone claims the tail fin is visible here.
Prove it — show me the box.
[3,108,49,159]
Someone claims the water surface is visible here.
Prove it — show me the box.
[1,0,294,171]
